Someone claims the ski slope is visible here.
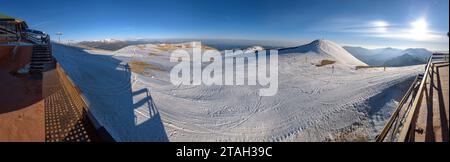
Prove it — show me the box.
[280,39,368,67]
[52,40,422,142]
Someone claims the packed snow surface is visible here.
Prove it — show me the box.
[52,40,422,142]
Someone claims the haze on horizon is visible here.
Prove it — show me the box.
[1,0,448,51]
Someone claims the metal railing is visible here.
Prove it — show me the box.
[377,53,449,142]
[376,75,421,142]
[0,29,19,41]
[26,31,50,45]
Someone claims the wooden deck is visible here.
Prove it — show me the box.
[413,62,449,142]
[377,53,449,142]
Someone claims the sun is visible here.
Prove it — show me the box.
[372,21,389,33]
[411,19,428,34]
[409,18,431,40]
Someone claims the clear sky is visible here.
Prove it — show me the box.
[1,0,448,50]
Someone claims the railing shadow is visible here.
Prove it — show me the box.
[424,74,434,141]
[132,88,169,142]
[52,43,169,142]
[435,63,449,141]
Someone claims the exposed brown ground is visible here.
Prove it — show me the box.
[316,59,336,67]
[154,43,217,51]
[129,61,163,75]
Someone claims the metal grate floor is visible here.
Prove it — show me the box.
[44,84,96,142]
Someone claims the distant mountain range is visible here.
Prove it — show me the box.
[74,38,432,67]
[75,38,295,51]
[76,39,142,51]
[344,46,432,66]
[383,54,427,67]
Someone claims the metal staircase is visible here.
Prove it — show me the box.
[30,44,53,73]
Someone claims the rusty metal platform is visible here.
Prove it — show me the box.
[43,68,100,142]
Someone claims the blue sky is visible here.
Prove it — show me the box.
[1,0,448,50]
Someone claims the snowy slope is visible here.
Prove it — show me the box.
[280,40,368,67]
[52,42,422,142]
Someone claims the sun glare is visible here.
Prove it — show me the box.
[409,18,431,40]
[411,19,428,34]
[372,21,389,33]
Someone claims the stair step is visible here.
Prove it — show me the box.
[33,55,51,57]
[30,63,44,65]
[31,61,51,64]
[32,55,52,58]
[32,59,51,61]
[33,51,50,53]
[30,62,44,65]
[34,47,49,49]
[31,61,52,63]
[30,67,44,70]
[31,58,52,61]
[33,57,51,59]
[32,55,52,57]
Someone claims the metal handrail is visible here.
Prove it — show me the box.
[396,53,445,142]
[26,32,49,45]
[0,27,20,41]
[376,52,449,142]
[376,75,421,142]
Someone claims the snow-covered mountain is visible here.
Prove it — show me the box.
[344,46,377,56]
[344,46,432,66]
[77,39,130,51]
[401,48,432,61]
[384,54,427,67]
[244,46,265,53]
[280,39,368,67]
[374,47,404,60]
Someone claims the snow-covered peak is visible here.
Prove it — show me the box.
[401,48,432,60]
[402,48,432,54]
[244,46,265,53]
[99,38,121,43]
[281,39,368,66]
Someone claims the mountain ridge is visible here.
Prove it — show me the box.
[280,39,368,66]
